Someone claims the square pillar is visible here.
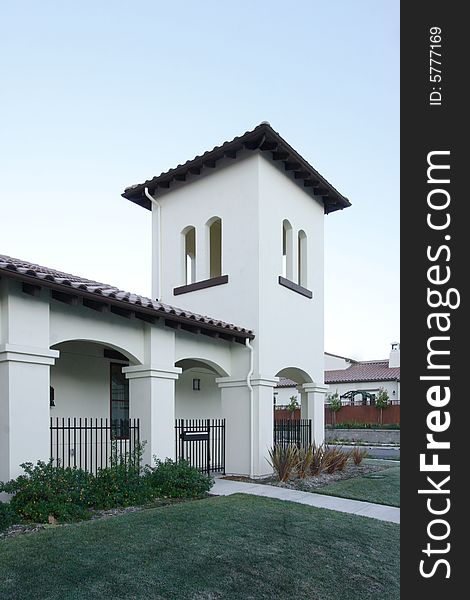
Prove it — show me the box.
[251,378,277,477]
[0,344,59,482]
[216,378,251,475]
[217,376,277,478]
[124,365,181,467]
[300,383,328,445]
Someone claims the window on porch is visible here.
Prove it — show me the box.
[110,363,129,438]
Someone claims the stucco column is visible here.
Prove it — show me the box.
[216,378,251,475]
[0,344,59,482]
[123,365,182,467]
[251,378,278,477]
[217,376,278,477]
[299,383,328,445]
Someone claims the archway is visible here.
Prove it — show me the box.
[50,339,140,419]
[274,367,313,412]
[174,357,228,419]
[49,340,141,473]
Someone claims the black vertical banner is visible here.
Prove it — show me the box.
[401,2,466,597]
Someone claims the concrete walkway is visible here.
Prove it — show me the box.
[211,478,400,524]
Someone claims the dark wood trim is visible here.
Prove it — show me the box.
[278,276,313,299]
[174,275,229,296]
[22,282,42,297]
[51,289,80,305]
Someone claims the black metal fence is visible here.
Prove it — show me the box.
[50,417,140,475]
[273,419,312,449]
[175,419,225,475]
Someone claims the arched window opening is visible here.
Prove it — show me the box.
[282,220,293,280]
[208,217,222,278]
[183,227,196,285]
[298,230,307,287]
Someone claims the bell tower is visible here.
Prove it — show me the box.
[122,123,351,472]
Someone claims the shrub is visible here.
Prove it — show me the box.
[351,447,368,465]
[286,396,299,419]
[375,388,390,409]
[322,447,349,474]
[310,444,325,476]
[145,458,213,498]
[297,445,314,479]
[89,442,155,509]
[268,445,299,482]
[328,421,400,430]
[89,464,154,509]
[0,460,93,523]
[0,501,17,531]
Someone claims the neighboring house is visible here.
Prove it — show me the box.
[0,122,351,482]
[275,345,400,410]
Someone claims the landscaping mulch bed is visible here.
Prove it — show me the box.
[222,462,388,491]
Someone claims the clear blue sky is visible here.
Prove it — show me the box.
[0,0,399,360]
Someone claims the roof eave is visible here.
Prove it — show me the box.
[122,123,351,215]
[0,268,254,343]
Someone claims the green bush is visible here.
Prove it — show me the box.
[1,446,213,524]
[327,421,400,430]
[90,464,155,509]
[145,458,213,498]
[0,501,17,531]
[87,441,155,509]
[0,460,93,523]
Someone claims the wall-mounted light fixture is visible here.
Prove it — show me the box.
[192,378,201,391]
[50,386,55,407]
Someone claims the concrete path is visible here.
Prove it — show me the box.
[211,478,400,524]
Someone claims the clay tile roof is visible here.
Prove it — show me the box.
[122,122,351,215]
[277,377,298,388]
[325,361,400,384]
[276,362,400,388]
[0,254,254,342]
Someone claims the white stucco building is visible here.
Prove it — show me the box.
[0,122,350,482]
[275,346,401,408]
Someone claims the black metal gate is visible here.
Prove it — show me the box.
[273,419,312,449]
[175,419,225,474]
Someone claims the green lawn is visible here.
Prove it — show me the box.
[316,462,400,507]
[0,494,399,600]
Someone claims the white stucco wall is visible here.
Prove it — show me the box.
[155,153,260,333]
[175,368,222,419]
[324,353,353,370]
[50,341,126,419]
[153,152,325,386]
[274,386,299,407]
[257,154,325,383]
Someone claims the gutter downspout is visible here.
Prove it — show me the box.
[245,338,254,478]
[144,187,162,301]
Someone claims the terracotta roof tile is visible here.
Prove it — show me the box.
[0,254,254,341]
[276,362,400,388]
[325,361,400,383]
[122,122,351,215]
